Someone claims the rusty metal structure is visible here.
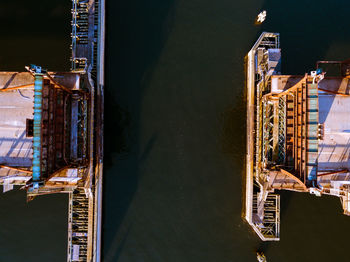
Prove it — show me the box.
[0,68,90,194]
[245,32,350,241]
[0,0,105,261]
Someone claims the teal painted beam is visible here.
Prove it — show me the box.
[32,72,43,184]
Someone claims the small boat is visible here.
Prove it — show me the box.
[257,251,267,262]
[255,10,267,24]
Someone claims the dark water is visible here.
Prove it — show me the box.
[1,0,350,261]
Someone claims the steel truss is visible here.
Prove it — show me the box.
[278,96,286,164]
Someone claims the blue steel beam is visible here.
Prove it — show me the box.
[32,66,44,189]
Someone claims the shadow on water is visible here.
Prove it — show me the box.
[104,92,130,167]
[253,0,350,256]
[221,99,246,166]
[103,0,176,261]
[220,88,246,210]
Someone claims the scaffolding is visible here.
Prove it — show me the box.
[252,194,280,241]
[67,188,91,262]
[71,0,92,71]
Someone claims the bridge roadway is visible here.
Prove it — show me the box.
[67,0,105,261]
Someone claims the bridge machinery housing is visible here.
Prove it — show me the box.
[245,32,350,241]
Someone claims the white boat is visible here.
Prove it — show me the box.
[256,10,266,24]
[257,252,267,262]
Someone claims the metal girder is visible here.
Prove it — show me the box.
[252,193,280,241]
[280,169,308,191]
[31,71,44,188]
[278,97,286,164]
[0,83,34,92]
[0,165,32,174]
[45,72,73,94]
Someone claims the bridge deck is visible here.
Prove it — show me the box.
[67,0,104,260]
